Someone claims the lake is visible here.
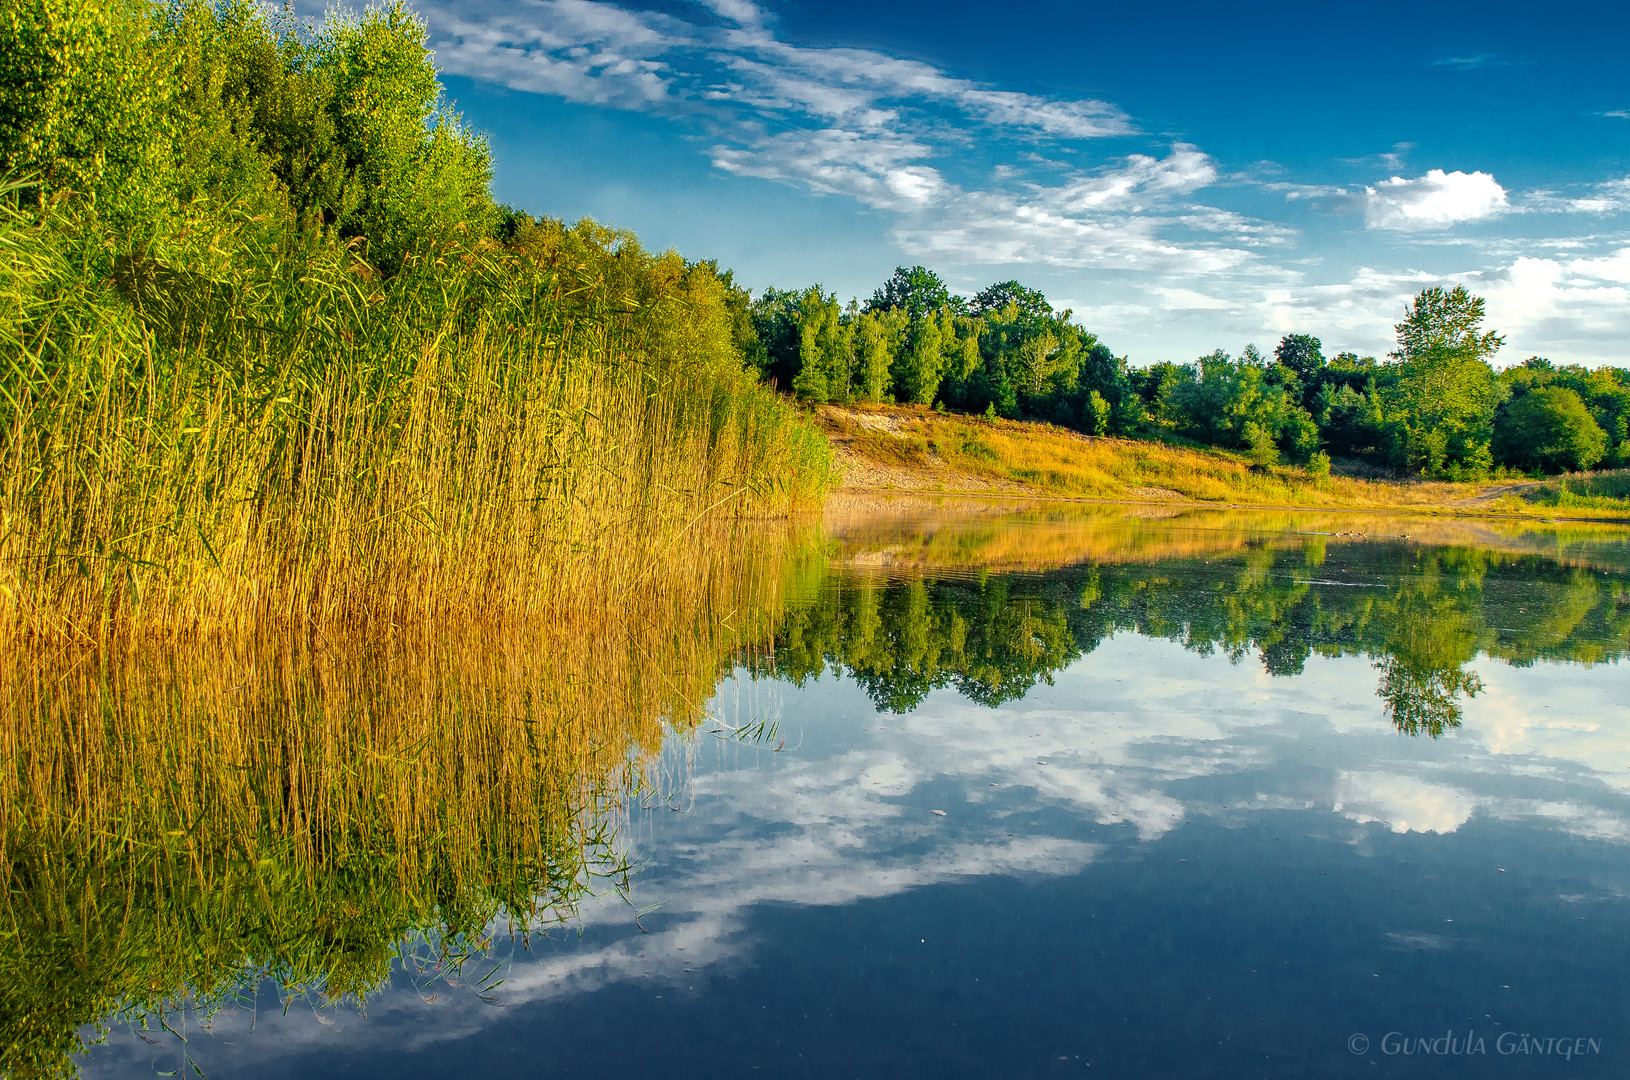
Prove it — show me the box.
[14,501,1630,1077]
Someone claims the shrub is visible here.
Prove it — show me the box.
[1494,387,1608,473]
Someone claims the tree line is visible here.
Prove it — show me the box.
[749,267,1630,479]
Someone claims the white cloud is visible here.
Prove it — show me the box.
[711,128,945,210]
[1230,245,1630,364]
[955,88,1132,140]
[347,0,1292,278]
[1430,54,1530,71]
[1334,771,1476,834]
[886,146,1283,274]
[419,0,691,109]
[1535,175,1630,215]
[407,0,1134,146]
[1053,144,1215,210]
[1153,286,1234,311]
[1363,169,1510,230]
[698,0,764,28]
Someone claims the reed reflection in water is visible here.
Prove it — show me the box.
[0,522,820,1076]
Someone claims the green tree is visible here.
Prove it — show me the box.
[1383,286,1507,476]
[308,3,495,271]
[1315,381,1388,459]
[867,265,955,321]
[1274,333,1325,380]
[893,309,945,405]
[970,280,1051,322]
[853,308,903,402]
[1083,390,1111,435]
[1163,347,1319,463]
[1493,387,1609,473]
[1499,357,1630,468]
[1392,285,1504,364]
[1273,334,1324,412]
[0,0,173,225]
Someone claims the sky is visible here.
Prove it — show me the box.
[393,0,1626,366]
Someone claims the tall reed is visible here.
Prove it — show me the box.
[0,201,832,642]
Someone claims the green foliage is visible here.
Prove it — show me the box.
[1384,346,1505,477]
[1084,389,1111,435]
[774,264,1600,488]
[0,0,833,638]
[1274,333,1324,412]
[1161,346,1320,464]
[853,306,903,402]
[1314,380,1389,459]
[789,287,850,403]
[1,0,496,269]
[1369,286,1507,477]
[894,306,948,405]
[1493,386,1609,473]
[970,279,1051,321]
[867,264,956,321]
[1498,356,1630,468]
[1391,285,1504,364]
[0,0,172,226]
[309,4,496,269]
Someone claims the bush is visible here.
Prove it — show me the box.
[1494,387,1609,473]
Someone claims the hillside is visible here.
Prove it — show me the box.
[816,403,1630,520]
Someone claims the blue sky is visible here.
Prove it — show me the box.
[401,0,1626,366]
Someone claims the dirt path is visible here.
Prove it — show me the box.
[1450,480,1546,506]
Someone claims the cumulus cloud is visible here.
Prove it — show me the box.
[1334,771,1476,834]
[1227,242,1630,365]
[1363,169,1510,229]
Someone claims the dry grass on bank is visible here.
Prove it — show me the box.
[817,404,1630,521]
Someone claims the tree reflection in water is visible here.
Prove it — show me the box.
[767,537,1629,737]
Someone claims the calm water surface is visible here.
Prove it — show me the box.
[46,507,1630,1076]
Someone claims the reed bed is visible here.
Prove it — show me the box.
[0,518,821,1074]
[0,202,832,643]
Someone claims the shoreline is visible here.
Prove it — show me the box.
[826,483,1630,526]
[815,403,1630,527]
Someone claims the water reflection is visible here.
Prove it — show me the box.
[772,524,1630,736]
[4,506,1629,1076]
[0,524,812,1077]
